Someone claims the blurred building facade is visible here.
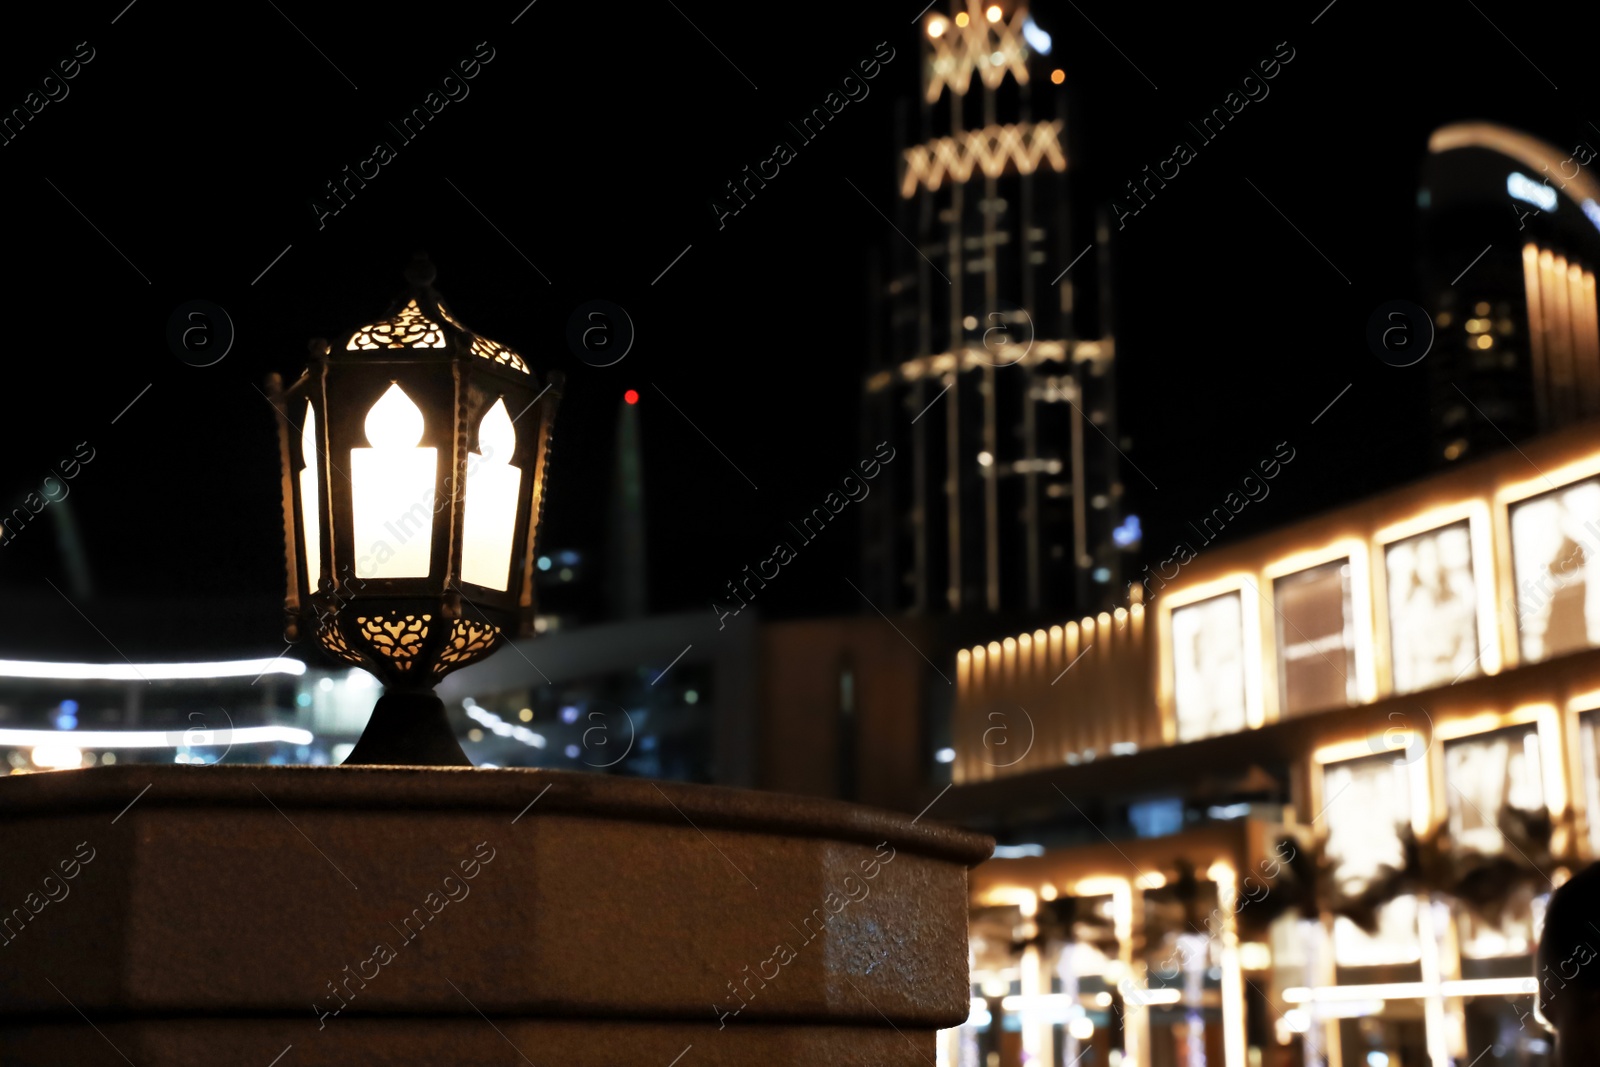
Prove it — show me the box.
[933,421,1600,1067]
[861,0,1129,619]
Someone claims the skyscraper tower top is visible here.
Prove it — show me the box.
[861,2,1129,619]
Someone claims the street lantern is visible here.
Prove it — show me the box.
[267,255,562,766]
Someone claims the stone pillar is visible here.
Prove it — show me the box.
[0,765,990,1066]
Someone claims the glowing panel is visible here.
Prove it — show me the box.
[1384,522,1481,692]
[461,398,522,590]
[351,384,436,579]
[1170,592,1247,742]
[1508,475,1600,663]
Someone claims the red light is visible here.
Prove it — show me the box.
[624,389,639,405]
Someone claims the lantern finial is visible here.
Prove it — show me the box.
[405,252,437,288]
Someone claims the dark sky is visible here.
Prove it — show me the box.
[0,0,1592,645]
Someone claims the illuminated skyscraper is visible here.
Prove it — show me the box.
[861,0,1127,617]
[1421,122,1600,466]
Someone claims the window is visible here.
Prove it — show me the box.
[1171,592,1247,742]
[1274,559,1358,715]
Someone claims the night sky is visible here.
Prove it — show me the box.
[1,0,1592,649]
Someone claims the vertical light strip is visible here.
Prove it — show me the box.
[1209,861,1248,1067]
[1243,578,1266,729]
[1064,621,1081,757]
[1567,263,1597,418]
[1117,878,1147,1067]
[1537,703,1569,819]
[1418,896,1451,1067]
[1349,545,1379,703]
[1468,501,1504,678]
[1548,251,1577,423]
[955,649,972,786]
[1019,890,1048,1067]
[1524,244,1549,427]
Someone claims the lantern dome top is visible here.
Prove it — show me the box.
[342,254,530,375]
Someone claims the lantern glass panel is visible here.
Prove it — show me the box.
[352,382,435,579]
[461,397,521,591]
[299,402,322,593]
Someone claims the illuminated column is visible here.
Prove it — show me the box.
[1063,621,1080,755]
[1108,877,1147,1067]
[1047,626,1064,763]
[1059,938,1083,1064]
[1301,917,1331,1067]
[1019,889,1051,1067]
[1523,244,1550,427]
[351,383,435,578]
[1209,862,1246,1067]
[1177,931,1208,1066]
[461,398,522,590]
[1417,895,1450,1067]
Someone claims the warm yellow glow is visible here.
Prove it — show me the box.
[901,122,1067,197]
[954,11,969,26]
[928,15,947,36]
[1432,705,1540,741]
[352,383,436,579]
[461,398,522,590]
[1039,883,1057,901]
[1135,987,1183,1005]
[1238,942,1272,970]
[30,743,83,770]
[1074,876,1128,898]
[1537,703,1569,817]
[299,403,322,593]
[1050,68,1065,85]
[1312,734,1413,766]
[1569,688,1600,713]
[1068,1016,1095,1040]
[976,885,1040,910]
[1495,449,1600,510]
[986,4,1002,21]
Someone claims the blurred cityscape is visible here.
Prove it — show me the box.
[4,2,1597,1066]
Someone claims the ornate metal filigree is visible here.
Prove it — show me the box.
[435,618,500,676]
[347,300,448,350]
[355,613,433,672]
[469,335,530,374]
[318,621,364,666]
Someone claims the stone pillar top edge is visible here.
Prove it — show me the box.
[0,765,994,868]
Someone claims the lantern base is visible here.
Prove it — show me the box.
[343,690,472,767]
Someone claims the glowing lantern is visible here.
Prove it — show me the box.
[267,255,562,765]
